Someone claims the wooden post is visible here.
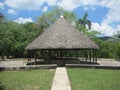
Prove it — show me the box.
[44,50,46,59]
[49,50,51,64]
[42,50,44,59]
[86,50,88,61]
[60,49,62,58]
[75,49,78,58]
[89,50,91,63]
[57,50,59,58]
[93,49,95,63]
[87,50,89,62]
[55,50,57,58]
[34,50,36,65]
[95,50,97,63]
[29,50,31,63]
[40,50,42,59]
[27,50,30,62]
[67,50,69,57]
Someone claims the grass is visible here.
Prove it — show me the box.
[67,68,120,90]
[0,69,55,90]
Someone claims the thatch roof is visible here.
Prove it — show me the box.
[26,16,99,50]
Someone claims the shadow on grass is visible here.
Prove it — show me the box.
[0,82,5,90]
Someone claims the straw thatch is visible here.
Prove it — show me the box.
[26,16,99,50]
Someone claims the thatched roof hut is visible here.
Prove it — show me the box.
[26,16,99,50]
[26,16,99,66]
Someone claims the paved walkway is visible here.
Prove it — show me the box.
[51,67,71,90]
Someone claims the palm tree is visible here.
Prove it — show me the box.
[77,13,91,30]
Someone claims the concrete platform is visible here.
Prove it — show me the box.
[0,64,57,71]
[66,64,120,69]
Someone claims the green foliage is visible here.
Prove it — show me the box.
[0,69,55,90]
[114,31,120,38]
[0,12,5,22]
[116,44,120,59]
[67,68,120,90]
[0,20,42,58]
[76,26,100,38]
[37,7,76,30]
[76,13,100,38]
[76,13,91,30]
[0,8,76,58]
[93,38,120,58]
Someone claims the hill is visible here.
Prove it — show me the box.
[99,36,120,42]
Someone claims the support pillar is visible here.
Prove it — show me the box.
[60,49,62,58]
[48,50,51,64]
[27,50,30,62]
[89,50,91,63]
[93,49,95,63]
[86,50,88,61]
[95,50,97,63]
[34,50,36,65]
[28,50,32,63]
[75,50,78,58]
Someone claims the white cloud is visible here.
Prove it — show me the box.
[46,0,57,6]
[42,6,48,12]
[5,0,45,10]
[7,9,16,15]
[99,0,120,24]
[4,0,57,11]
[57,0,120,25]
[57,0,77,11]
[92,22,120,36]
[14,17,33,24]
[56,0,120,36]
[57,0,98,11]
[0,2,4,9]
[4,0,98,11]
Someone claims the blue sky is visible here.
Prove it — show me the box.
[0,0,120,36]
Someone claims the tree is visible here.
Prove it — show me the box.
[0,12,4,22]
[0,18,43,58]
[0,12,7,59]
[36,7,76,30]
[114,31,120,38]
[76,13,100,38]
[116,43,120,59]
[76,13,91,30]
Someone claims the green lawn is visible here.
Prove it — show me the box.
[67,68,120,90]
[0,69,55,90]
